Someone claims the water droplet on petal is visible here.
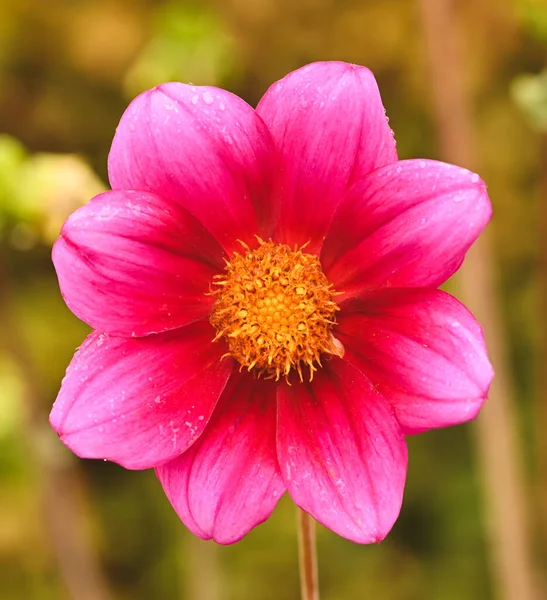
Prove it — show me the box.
[202,91,214,105]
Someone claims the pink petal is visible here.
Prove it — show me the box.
[277,359,407,543]
[50,321,232,469]
[256,61,397,251]
[108,84,277,253]
[156,372,285,544]
[337,288,493,434]
[322,160,492,295]
[53,190,223,337]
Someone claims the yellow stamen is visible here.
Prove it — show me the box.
[209,238,344,382]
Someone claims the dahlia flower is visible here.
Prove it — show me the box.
[50,61,493,544]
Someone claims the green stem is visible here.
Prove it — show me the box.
[297,508,319,600]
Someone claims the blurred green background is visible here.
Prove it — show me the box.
[1,0,546,599]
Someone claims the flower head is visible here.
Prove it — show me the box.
[50,62,493,544]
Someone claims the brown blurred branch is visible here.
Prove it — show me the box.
[0,252,113,600]
[538,133,547,584]
[417,1,538,599]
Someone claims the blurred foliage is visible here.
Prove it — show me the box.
[0,0,545,599]
[0,134,105,247]
[518,0,547,43]
[511,70,547,132]
[0,355,23,440]
[124,2,237,96]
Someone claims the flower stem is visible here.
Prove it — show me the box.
[297,508,319,600]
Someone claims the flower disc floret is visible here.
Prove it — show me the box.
[210,238,344,381]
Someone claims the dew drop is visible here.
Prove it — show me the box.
[191,95,199,105]
[202,91,214,105]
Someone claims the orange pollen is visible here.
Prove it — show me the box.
[209,238,345,382]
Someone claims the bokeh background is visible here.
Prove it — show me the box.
[1,0,546,599]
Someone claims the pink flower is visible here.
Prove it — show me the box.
[50,62,493,544]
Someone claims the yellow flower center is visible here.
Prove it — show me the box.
[210,238,344,382]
